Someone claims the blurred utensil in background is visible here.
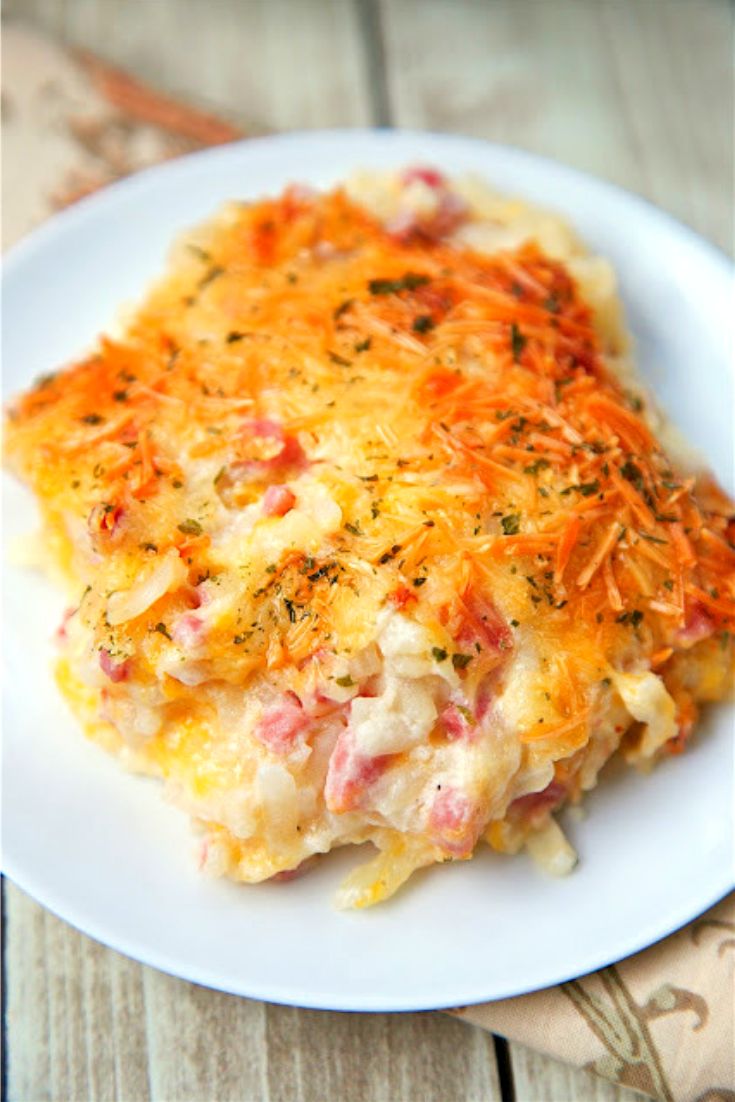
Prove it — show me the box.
[2,22,247,247]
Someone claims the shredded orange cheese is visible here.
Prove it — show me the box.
[5,177,734,905]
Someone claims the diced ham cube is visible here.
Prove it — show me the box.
[99,648,130,683]
[675,602,715,648]
[172,613,206,650]
[188,584,205,608]
[510,780,566,822]
[456,589,513,660]
[272,433,307,471]
[243,418,283,440]
[239,418,307,477]
[401,166,446,189]
[253,697,310,755]
[262,485,296,517]
[325,727,391,813]
[441,703,476,742]
[474,677,498,722]
[428,787,481,857]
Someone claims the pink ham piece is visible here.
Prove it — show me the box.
[675,602,715,649]
[325,727,391,813]
[306,687,355,717]
[241,417,283,443]
[474,679,498,722]
[253,696,310,755]
[441,702,476,742]
[99,648,130,683]
[510,780,566,822]
[428,787,480,858]
[240,418,307,475]
[456,589,513,660]
[401,166,446,189]
[388,168,468,244]
[262,485,296,517]
[172,613,206,650]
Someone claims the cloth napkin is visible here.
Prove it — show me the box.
[3,23,733,1102]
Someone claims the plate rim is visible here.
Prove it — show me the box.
[3,127,734,1011]
[3,861,732,1011]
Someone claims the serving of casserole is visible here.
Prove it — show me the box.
[6,167,733,908]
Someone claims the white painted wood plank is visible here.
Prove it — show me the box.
[4,0,375,130]
[597,0,733,250]
[5,882,152,1102]
[142,965,268,1102]
[380,0,733,250]
[263,1003,502,1102]
[5,879,503,1101]
[508,1040,646,1102]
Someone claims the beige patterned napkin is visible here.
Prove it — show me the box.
[3,23,733,1102]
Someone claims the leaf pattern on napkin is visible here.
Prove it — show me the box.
[691,918,735,958]
[561,965,706,1101]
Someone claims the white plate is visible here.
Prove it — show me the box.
[3,130,733,1011]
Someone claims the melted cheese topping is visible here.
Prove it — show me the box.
[6,170,734,905]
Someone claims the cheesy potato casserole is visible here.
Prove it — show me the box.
[6,168,734,907]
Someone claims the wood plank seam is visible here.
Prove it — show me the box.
[493,1035,516,1102]
[356,0,394,126]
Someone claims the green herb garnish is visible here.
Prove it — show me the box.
[524,459,550,475]
[510,323,526,362]
[368,272,430,295]
[620,460,644,490]
[178,519,203,536]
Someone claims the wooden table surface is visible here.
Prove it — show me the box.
[3,2,733,1100]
